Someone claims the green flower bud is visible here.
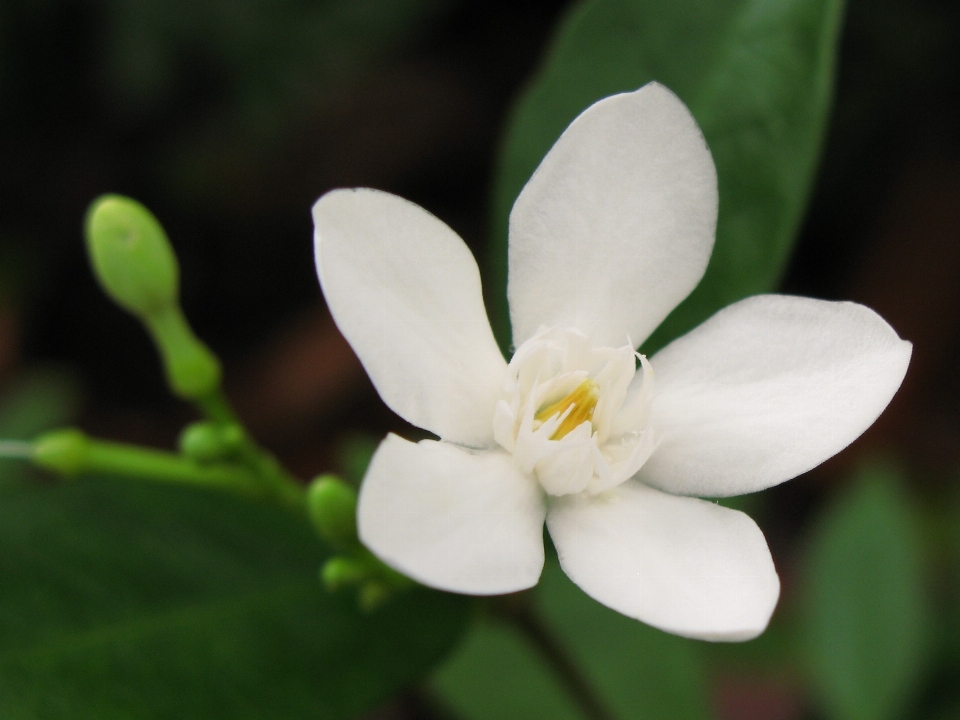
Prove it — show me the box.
[85,195,179,318]
[358,580,391,612]
[84,195,222,400]
[321,556,367,591]
[32,428,90,477]
[307,475,358,548]
[179,421,245,463]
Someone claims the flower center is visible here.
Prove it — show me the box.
[492,326,658,497]
[535,379,600,440]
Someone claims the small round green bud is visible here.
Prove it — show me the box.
[219,423,245,450]
[321,556,366,591]
[179,422,245,463]
[85,195,179,318]
[33,428,90,477]
[307,475,358,548]
[359,580,391,612]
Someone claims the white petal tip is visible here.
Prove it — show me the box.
[358,436,546,596]
[548,483,780,642]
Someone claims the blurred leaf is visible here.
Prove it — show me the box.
[336,432,381,487]
[537,558,710,720]
[488,0,844,352]
[431,558,708,720]
[930,698,960,720]
[699,604,801,677]
[0,477,468,718]
[431,611,586,720]
[801,463,930,720]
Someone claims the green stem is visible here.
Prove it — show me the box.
[146,305,222,401]
[492,593,615,720]
[195,389,240,425]
[85,440,259,493]
[33,430,263,496]
[193,388,305,509]
[0,440,34,459]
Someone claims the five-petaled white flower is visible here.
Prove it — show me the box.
[312,82,910,641]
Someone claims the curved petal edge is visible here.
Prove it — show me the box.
[314,188,506,448]
[641,295,912,497]
[508,82,717,349]
[547,481,780,641]
[358,434,546,595]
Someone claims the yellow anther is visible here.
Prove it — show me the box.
[535,380,600,440]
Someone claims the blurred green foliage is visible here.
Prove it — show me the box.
[487,0,843,354]
[3,0,960,718]
[433,557,710,720]
[801,463,930,720]
[0,476,468,718]
[433,610,587,720]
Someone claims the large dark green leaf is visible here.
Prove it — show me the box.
[801,463,930,720]
[537,557,710,720]
[487,0,844,352]
[0,476,468,718]
[432,557,708,720]
[431,611,586,720]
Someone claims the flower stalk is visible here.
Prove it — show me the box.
[491,592,614,720]
[75,194,308,508]
[32,428,265,497]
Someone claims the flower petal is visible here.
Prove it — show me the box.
[547,481,779,641]
[314,188,506,448]
[641,295,912,497]
[508,82,717,349]
[358,434,546,595]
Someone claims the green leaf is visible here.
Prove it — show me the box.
[537,557,710,720]
[0,477,468,718]
[487,0,844,352]
[801,463,930,720]
[431,612,587,720]
[431,558,709,720]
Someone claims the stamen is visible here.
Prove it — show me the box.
[535,379,600,440]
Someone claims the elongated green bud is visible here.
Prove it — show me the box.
[307,475,358,548]
[85,195,179,317]
[84,194,222,399]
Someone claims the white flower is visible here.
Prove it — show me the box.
[312,82,910,641]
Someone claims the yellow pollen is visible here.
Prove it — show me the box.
[535,379,600,440]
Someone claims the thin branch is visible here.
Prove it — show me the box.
[491,593,615,720]
[0,440,34,459]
